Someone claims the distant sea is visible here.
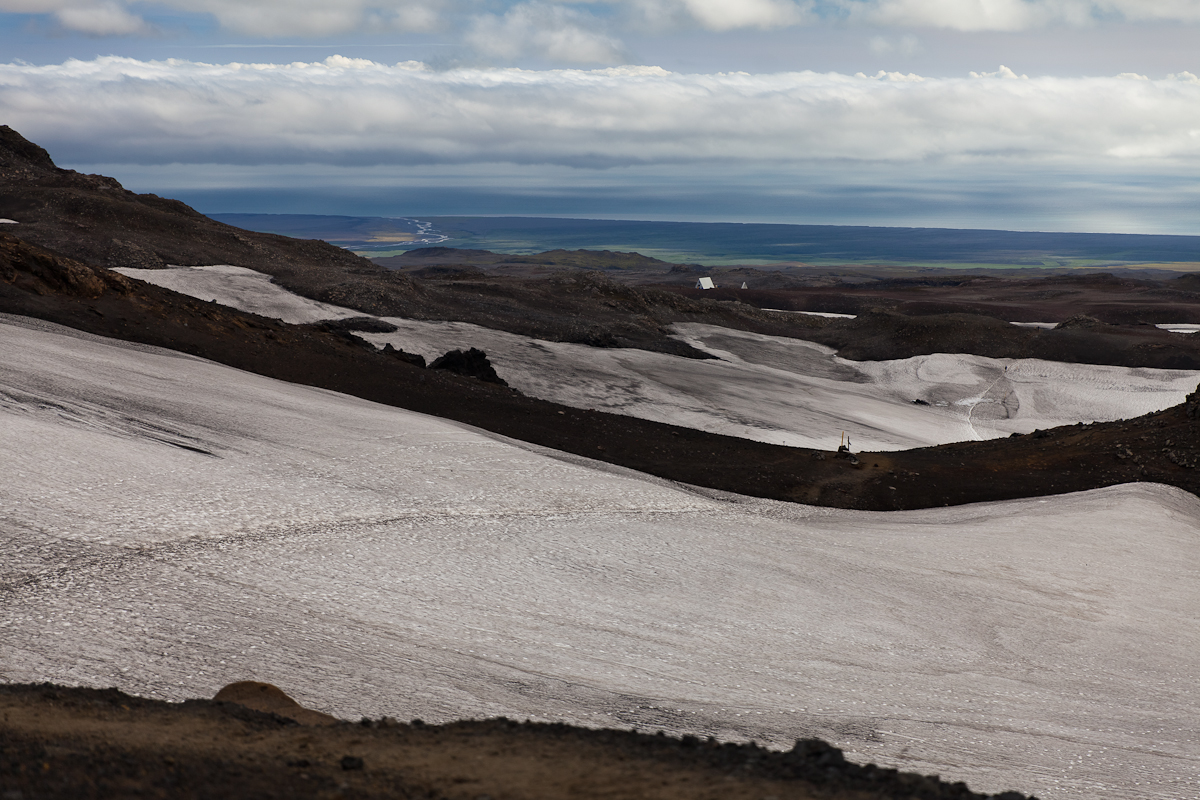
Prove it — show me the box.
[210,213,1200,269]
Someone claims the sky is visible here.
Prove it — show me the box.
[2,1,1200,234]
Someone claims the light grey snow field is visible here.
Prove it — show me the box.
[3,313,1199,800]
[117,265,1200,451]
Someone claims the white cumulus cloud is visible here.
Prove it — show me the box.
[55,1,149,34]
[465,2,626,63]
[672,0,810,30]
[832,0,1200,30]
[5,0,1200,42]
[3,56,1200,170]
[0,0,452,36]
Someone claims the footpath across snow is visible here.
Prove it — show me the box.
[3,313,1199,800]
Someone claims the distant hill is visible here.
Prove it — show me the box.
[214,212,1200,267]
[416,216,1200,266]
[375,246,677,272]
[0,126,374,280]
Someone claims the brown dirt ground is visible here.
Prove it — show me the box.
[0,683,1032,800]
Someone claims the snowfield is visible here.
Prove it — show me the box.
[3,313,1199,800]
[116,265,1200,451]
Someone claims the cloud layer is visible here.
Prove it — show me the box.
[6,0,1200,47]
[3,56,1200,171]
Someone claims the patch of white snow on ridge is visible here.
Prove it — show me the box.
[114,265,361,324]
[2,314,1200,800]
[113,265,1200,452]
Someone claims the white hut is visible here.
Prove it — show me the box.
[696,277,716,289]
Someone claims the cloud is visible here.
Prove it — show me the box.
[0,0,451,37]
[192,1,369,37]
[6,0,1200,43]
[1094,0,1200,23]
[464,3,626,63]
[0,0,152,34]
[834,0,1200,30]
[662,0,810,30]
[868,33,921,56]
[55,1,149,34]
[3,56,1200,171]
[839,0,1064,31]
[190,0,455,36]
[969,65,1027,78]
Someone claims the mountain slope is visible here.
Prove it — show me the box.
[0,125,373,278]
[7,316,1198,798]
[5,230,1200,510]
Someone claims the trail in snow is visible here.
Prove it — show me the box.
[961,368,1012,441]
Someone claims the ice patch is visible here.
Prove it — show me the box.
[114,265,361,324]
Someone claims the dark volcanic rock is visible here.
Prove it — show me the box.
[1187,385,1200,420]
[0,231,131,298]
[429,347,507,386]
[664,268,1200,327]
[320,316,399,334]
[396,246,498,260]
[381,342,426,368]
[799,308,1200,369]
[0,125,378,280]
[1055,313,1103,329]
[0,125,56,171]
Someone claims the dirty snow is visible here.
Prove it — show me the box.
[113,266,1200,452]
[2,313,1199,800]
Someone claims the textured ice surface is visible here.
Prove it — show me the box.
[117,265,363,324]
[115,265,1200,451]
[2,314,1199,800]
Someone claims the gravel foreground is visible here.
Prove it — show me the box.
[0,682,1034,800]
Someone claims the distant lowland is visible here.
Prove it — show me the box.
[211,212,1200,272]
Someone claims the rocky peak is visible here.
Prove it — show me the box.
[0,125,57,172]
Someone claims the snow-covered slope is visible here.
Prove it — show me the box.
[116,265,1200,451]
[3,313,1199,800]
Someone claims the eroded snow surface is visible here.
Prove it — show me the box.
[2,314,1199,800]
[116,265,1200,451]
